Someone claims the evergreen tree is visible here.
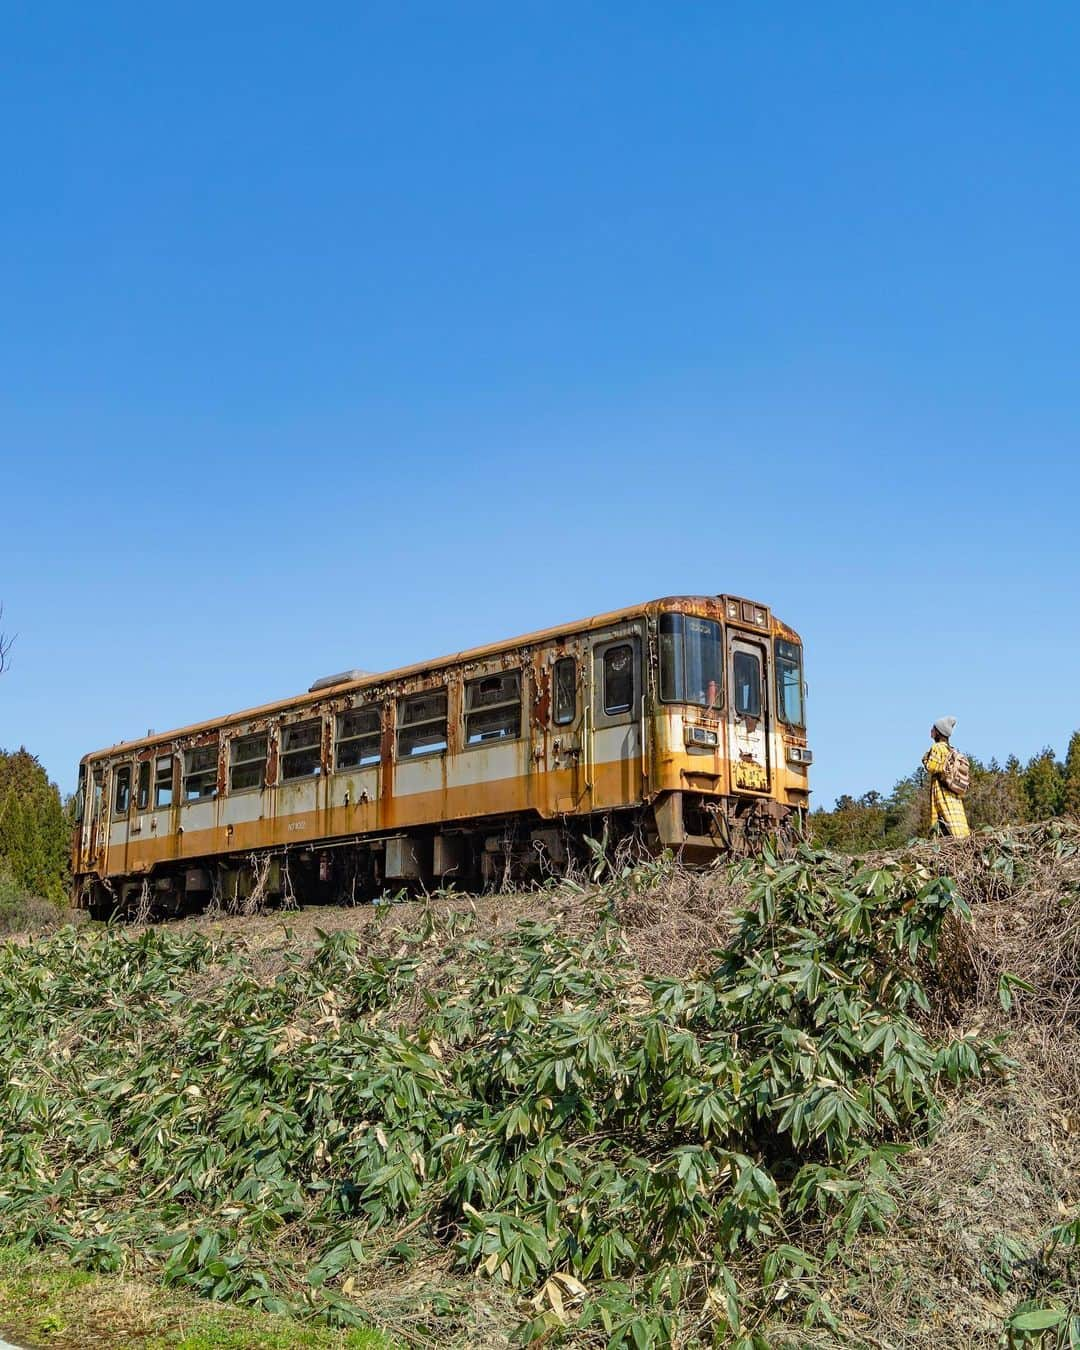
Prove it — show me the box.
[1023,748,1065,821]
[0,748,70,902]
[19,798,47,896]
[966,754,1027,827]
[1064,731,1080,818]
[0,788,21,885]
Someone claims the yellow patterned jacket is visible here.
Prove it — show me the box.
[922,741,970,838]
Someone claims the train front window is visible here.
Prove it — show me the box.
[659,613,722,710]
[775,639,805,728]
[733,651,762,718]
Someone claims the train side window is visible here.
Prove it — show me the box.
[775,639,805,727]
[281,719,322,780]
[603,644,634,715]
[397,690,448,757]
[184,745,218,801]
[733,651,762,718]
[336,706,381,769]
[554,658,576,725]
[230,733,268,792]
[155,755,174,808]
[465,672,521,745]
[136,761,151,811]
[113,764,131,816]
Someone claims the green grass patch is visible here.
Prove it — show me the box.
[0,1243,393,1348]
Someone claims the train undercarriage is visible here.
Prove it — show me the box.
[75,791,802,921]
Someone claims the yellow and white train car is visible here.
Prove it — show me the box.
[71,594,810,912]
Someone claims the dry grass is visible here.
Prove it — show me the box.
[140,855,749,988]
[0,894,80,937]
[828,1046,1078,1347]
[924,822,1080,1109]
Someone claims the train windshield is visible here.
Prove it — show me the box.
[775,639,805,727]
[659,613,722,710]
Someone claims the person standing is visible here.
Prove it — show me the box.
[923,716,970,839]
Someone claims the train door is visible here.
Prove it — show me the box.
[80,764,106,873]
[588,632,645,811]
[547,645,590,813]
[727,637,771,793]
[128,757,153,855]
[106,760,134,874]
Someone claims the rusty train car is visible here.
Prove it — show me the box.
[72,595,810,912]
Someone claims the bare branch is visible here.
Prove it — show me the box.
[0,604,15,675]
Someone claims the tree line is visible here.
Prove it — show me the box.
[811,731,1080,853]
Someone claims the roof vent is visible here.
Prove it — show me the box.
[308,669,372,693]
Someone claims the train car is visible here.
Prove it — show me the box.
[71,594,810,912]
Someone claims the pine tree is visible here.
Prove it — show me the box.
[1024,748,1065,821]
[0,749,70,901]
[18,797,46,894]
[1064,731,1080,818]
[0,788,21,885]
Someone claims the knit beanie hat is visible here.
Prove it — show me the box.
[934,716,957,740]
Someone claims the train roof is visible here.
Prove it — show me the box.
[83,594,802,762]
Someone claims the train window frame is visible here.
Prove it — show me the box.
[281,718,323,781]
[112,764,131,817]
[184,744,218,801]
[154,755,174,809]
[464,670,522,747]
[396,689,448,759]
[335,705,382,770]
[733,650,763,719]
[136,760,151,811]
[774,639,805,729]
[229,732,268,793]
[553,656,576,725]
[658,613,723,711]
[602,643,634,716]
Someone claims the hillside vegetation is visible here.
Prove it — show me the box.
[1,825,1079,1347]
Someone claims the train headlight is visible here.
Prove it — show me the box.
[685,725,719,749]
[786,746,813,765]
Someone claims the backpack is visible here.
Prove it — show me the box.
[941,746,970,797]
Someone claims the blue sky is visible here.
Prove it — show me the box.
[1,2,1078,807]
